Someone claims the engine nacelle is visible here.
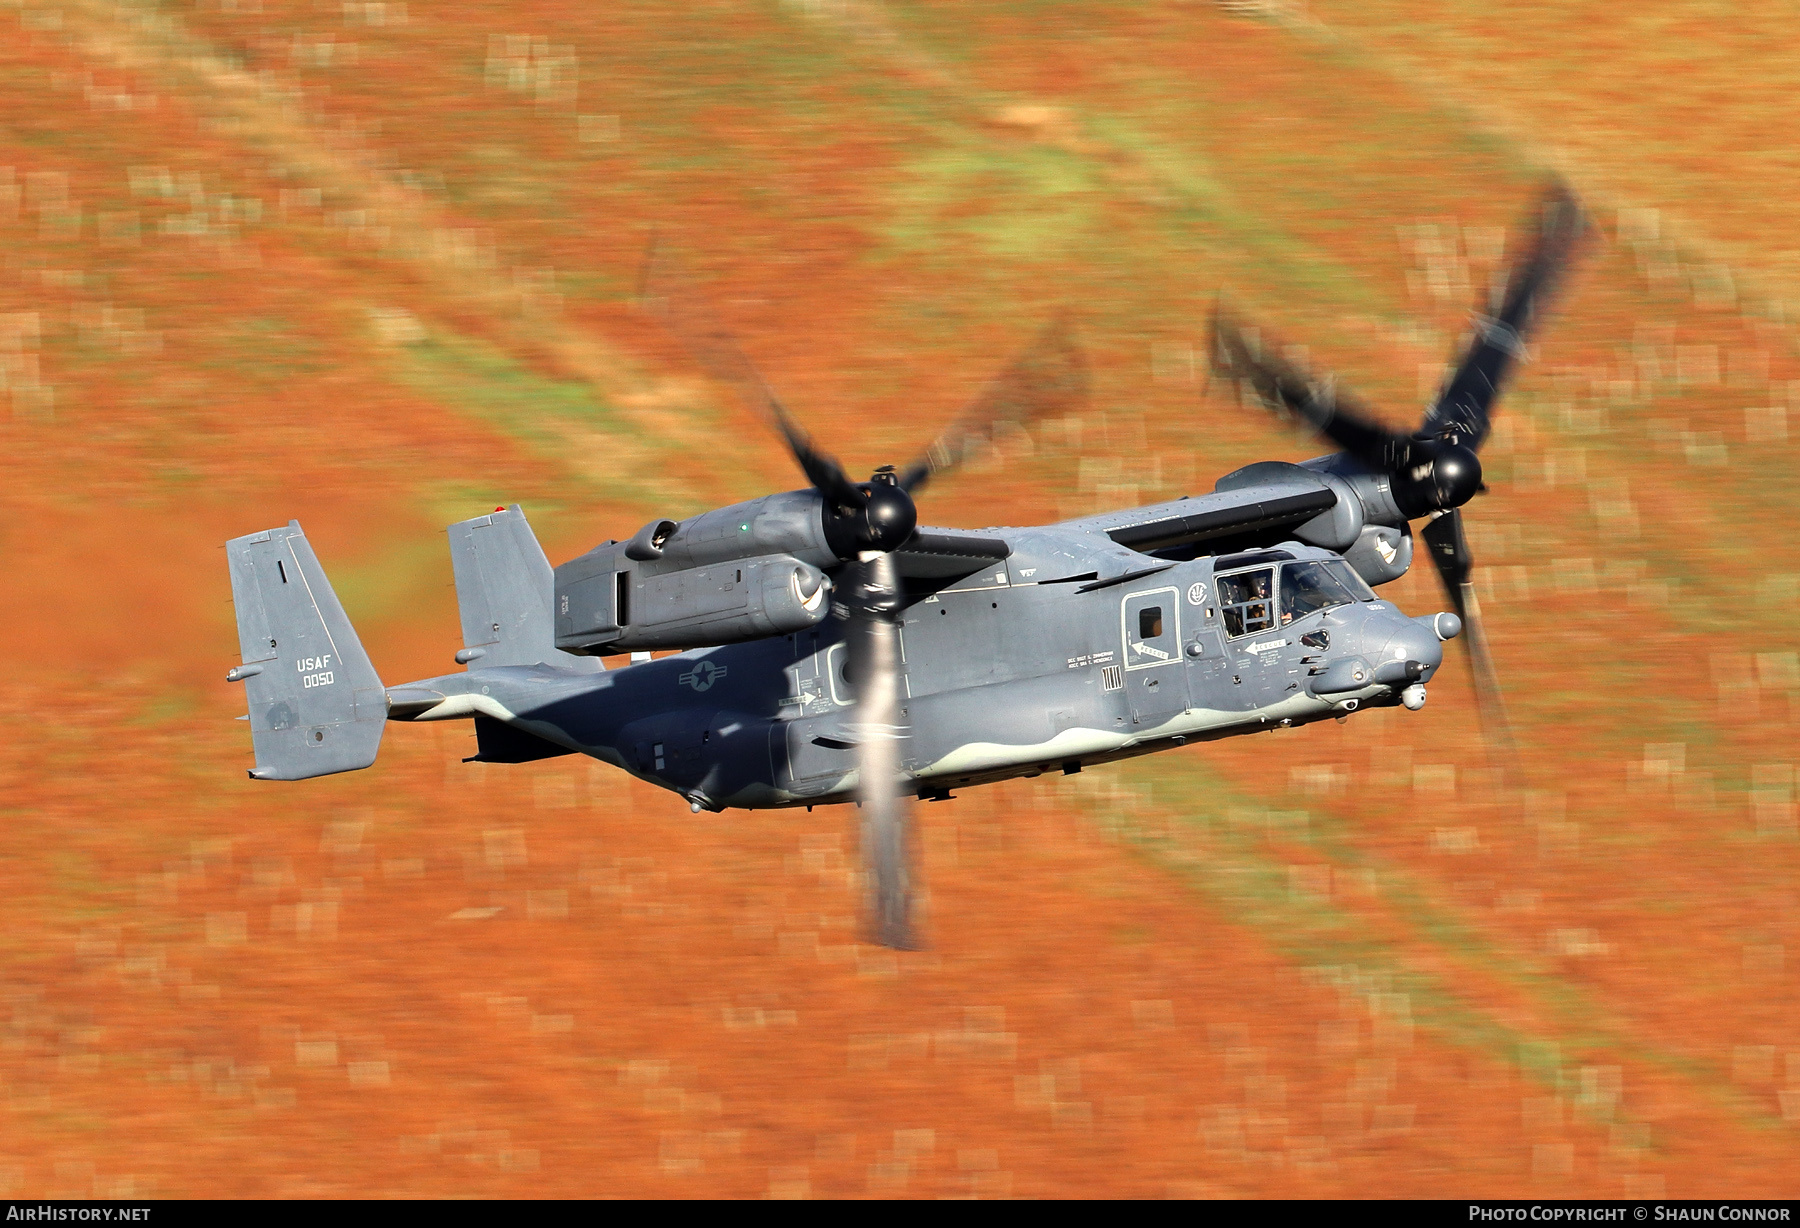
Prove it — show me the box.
[1298,453,1407,530]
[619,554,830,650]
[1294,454,1415,587]
[647,489,837,572]
[557,548,831,652]
[554,490,839,653]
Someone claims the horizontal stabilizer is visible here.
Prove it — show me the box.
[225,522,385,780]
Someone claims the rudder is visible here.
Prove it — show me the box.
[225,521,386,780]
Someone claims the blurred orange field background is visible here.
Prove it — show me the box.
[0,0,1795,1198]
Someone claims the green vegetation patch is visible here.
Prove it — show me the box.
[881,134,1104,261]
[327,532,448,630]
[134,687,201,729]
[387,328,678,507]
[202,316,326,384]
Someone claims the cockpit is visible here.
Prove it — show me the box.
[1215,555,1376,638]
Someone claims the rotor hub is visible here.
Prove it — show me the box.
[818,474,919,560]
[860,480,918,553]
[1395,439,1483,517]
[1431,442,1483,509]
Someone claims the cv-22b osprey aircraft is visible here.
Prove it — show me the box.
[224,184,1585,948]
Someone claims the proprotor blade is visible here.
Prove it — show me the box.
[898,316,1089,495]
[1422,179,1587,448]
[1208,301,1411,472]
[1421,509,1516,759]
[640,241,864,509]
[844,551,919,950]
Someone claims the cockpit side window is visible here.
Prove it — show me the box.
[1279,561,1359,624]
[1217,567,1276,638]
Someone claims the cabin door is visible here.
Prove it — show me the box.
[1120,586,1188,730]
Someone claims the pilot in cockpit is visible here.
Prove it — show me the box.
[1279,560,1358,625]
[1244,570,1272,629]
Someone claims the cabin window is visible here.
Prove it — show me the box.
[1217,567,1276,638]
[1138,607,1164,640]
[1279,561,1360,624]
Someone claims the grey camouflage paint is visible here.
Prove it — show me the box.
[225,468,1455,804]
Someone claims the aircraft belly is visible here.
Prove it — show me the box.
[399,673,600,754]
[388,657,802,809]
[921,725,1128,777]
[916,678,1339,779]
[1146,691,1327,739]
[907,672,1120,770]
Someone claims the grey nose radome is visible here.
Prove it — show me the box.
[1415,612,1462,641]
[1374,619,1445,686]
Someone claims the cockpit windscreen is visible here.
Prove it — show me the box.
[1280,561,1363,624]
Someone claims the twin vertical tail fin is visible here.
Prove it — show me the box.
[225,506,585,780]
[448,505,599,672]
[448,505,558,668]
[225,521,386,780]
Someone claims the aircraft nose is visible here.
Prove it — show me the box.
[1371,617,1444,685]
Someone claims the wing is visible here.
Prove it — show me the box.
[1067,469,1338,554]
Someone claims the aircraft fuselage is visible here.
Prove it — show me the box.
[392,529,1449,811]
